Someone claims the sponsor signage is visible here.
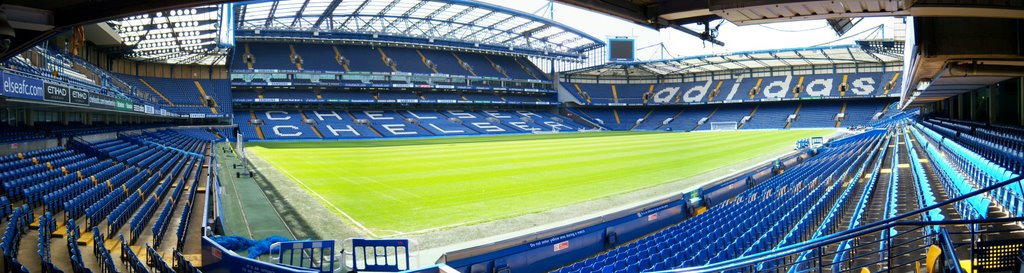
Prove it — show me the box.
[88,93,117,110]
[43,83,71,103]
[70,89,90,105]
[1,72,44,100]
[116,99,133,111]
[553,241,569,252]
[1,72,181,118]
[529,229,587,249]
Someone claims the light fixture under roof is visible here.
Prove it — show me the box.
[109,4,228,65]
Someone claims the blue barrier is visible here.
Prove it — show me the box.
[441,198,687,273]
[260,240,340,273]
[351,239,406,272]
[202,237,318,273]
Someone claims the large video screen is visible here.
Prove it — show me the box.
[609,39,634,62]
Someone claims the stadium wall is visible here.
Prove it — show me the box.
[554,73,584,104]
[922,77,1024,127]
[442,197,687,273]
[0,138,60,156]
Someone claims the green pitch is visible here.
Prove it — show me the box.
[247,130,831,236]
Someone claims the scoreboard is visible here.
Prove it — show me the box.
[608,37,635,62]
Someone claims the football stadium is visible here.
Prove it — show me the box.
[0,0,1022,273]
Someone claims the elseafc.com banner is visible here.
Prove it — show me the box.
[1,72,44,100]
[1,71,208,119]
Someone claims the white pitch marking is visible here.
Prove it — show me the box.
[265,156,379,238]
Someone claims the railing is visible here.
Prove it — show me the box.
[651,174,1024,273]
[936,228,967,273]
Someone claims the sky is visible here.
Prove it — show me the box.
[479,0,900,61]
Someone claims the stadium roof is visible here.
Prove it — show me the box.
[564,44,903,77]
[235,0,606,58]
[0,0,233,64]
[109,5,231,65]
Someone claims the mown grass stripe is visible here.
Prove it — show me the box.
[250,130,831,234]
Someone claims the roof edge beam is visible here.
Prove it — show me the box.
[264,1,278,28]
[290,0,312,28]
[313,0,345,29]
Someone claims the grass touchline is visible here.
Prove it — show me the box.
[248,130,831,236]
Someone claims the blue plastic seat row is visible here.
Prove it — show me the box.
[0,164,47,184]
[63,220,94,273]
[786,133,888,272]
[129,197,160,244]
[923,120,1022,176]
[106,192,144,239]
[65,181,121,224]
[125,148,160,167]
[109,144,148,163]
[916,122,1024,219]
[551,134,884,273]
[0,147,63,165]
[120,235,152,273]
[877,133,903,254]
[42,169,115,215]
[1,204,34,259]
[86,187,127,228]
[751,135,885,271]
[36,212,57,270]
[147,244,175,273]
[175,173,204,249]
[903,130,944,223]
[175,201,194,250]
[152,201,176,248]
[910,125,989,221]
[0,197,10,219]
[89,226,116,273]
[829,133,890,272]
[22,157,100,206]
[2,167,67,198]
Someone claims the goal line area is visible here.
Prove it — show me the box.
[710,122,739,131]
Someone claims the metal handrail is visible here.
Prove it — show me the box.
[651,174,1024,273]
[937,228,968,273]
